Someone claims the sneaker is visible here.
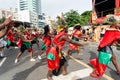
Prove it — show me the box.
[30,58,36,62]
[15,47,19,49]
[0,56,4,58]
[38,55,42,60]
[15,59,18,63]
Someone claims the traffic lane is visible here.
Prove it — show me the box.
[0,42,119,80]
[0,43,41,74]
[0,46,41,80]
[0,48,19,74]
[0,42,43,80]
[0,47,31,71]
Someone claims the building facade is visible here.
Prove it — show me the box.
[17,0,43,27]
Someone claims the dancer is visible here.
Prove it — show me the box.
[38,25,53,60]
[31,28,40,50]
[14,29,35,63]
[46,26,88,80]
[46,47,59,80]
[6,28,18,49]
[67,24,87,55]
[90,16,120,78]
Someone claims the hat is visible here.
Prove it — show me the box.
[74,24,81,27]
[58,26,65,32]
[104,14,119,25]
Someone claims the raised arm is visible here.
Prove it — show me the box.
[0,16,13,38]
[60,35,88,46]
[0,16,12,29]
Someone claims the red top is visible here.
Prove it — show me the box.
[46,47,60,70]
[32,31,39,38]
[42,35,51,48]
[17,39,22,47]
[53,31,66,51]
[7,30,14,42]
[72,29,82,38]
[25,31,33,40]
[99,29,120,48]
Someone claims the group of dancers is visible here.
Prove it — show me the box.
[0,16,120,80]
[38,25,88,80]
[0,19,88,80]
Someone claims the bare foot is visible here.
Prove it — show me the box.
[62,71,68,75]
[90,71,100,78]
[78,53,83,55]
[117,71,120,75]
[47,76,53,80]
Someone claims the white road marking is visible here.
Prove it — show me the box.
[41,68,92,80]
[69,55,114,80]
[0,57,7,67]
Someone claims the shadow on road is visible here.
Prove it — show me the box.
[12,58,46,80]
[108,66,120,80]
[87,51,98,68]
[0,49,31,75]
[89,51,98,60]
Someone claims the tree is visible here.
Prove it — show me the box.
[79,10,92,25]
[0,17,6,24]
[64,10,92,27]
[64,10,81,27]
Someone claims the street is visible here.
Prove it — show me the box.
[0,41,120,80]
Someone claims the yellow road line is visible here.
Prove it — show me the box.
[69,55,114,80]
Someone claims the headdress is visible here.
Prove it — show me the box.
[104,14,119,25]
[58,26,65,32]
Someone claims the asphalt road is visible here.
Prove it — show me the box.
[0,41,120,80]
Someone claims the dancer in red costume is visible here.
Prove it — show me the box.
[13,29,22,48]
[46,26,88,80]
[31,28,40,50]
[38,25,54,60]
[90,16,120,78]
[67,24,87,55]
[14,29,35,63]
[6,28,18,48]
[46,47,60,80]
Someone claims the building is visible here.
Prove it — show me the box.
[38,13,46,28]
[36,0,42,15]
[17,0,43,27]
[0,9,13,19]
[92,0,120,24]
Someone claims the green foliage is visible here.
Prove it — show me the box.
[64,10,92,27]
[0,17,6,24]
[80,11,92,25]
[64,10,81,27]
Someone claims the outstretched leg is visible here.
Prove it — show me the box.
[47,70,53,80]
[15,52,22,63]
[112,54,120,75]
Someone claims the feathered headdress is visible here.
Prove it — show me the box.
[104,14,120,25]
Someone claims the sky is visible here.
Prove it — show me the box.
[0,0,17,10]
[0,0,92,19]
[42,0,92,19]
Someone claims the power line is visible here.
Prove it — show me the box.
[95,0,108,6]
